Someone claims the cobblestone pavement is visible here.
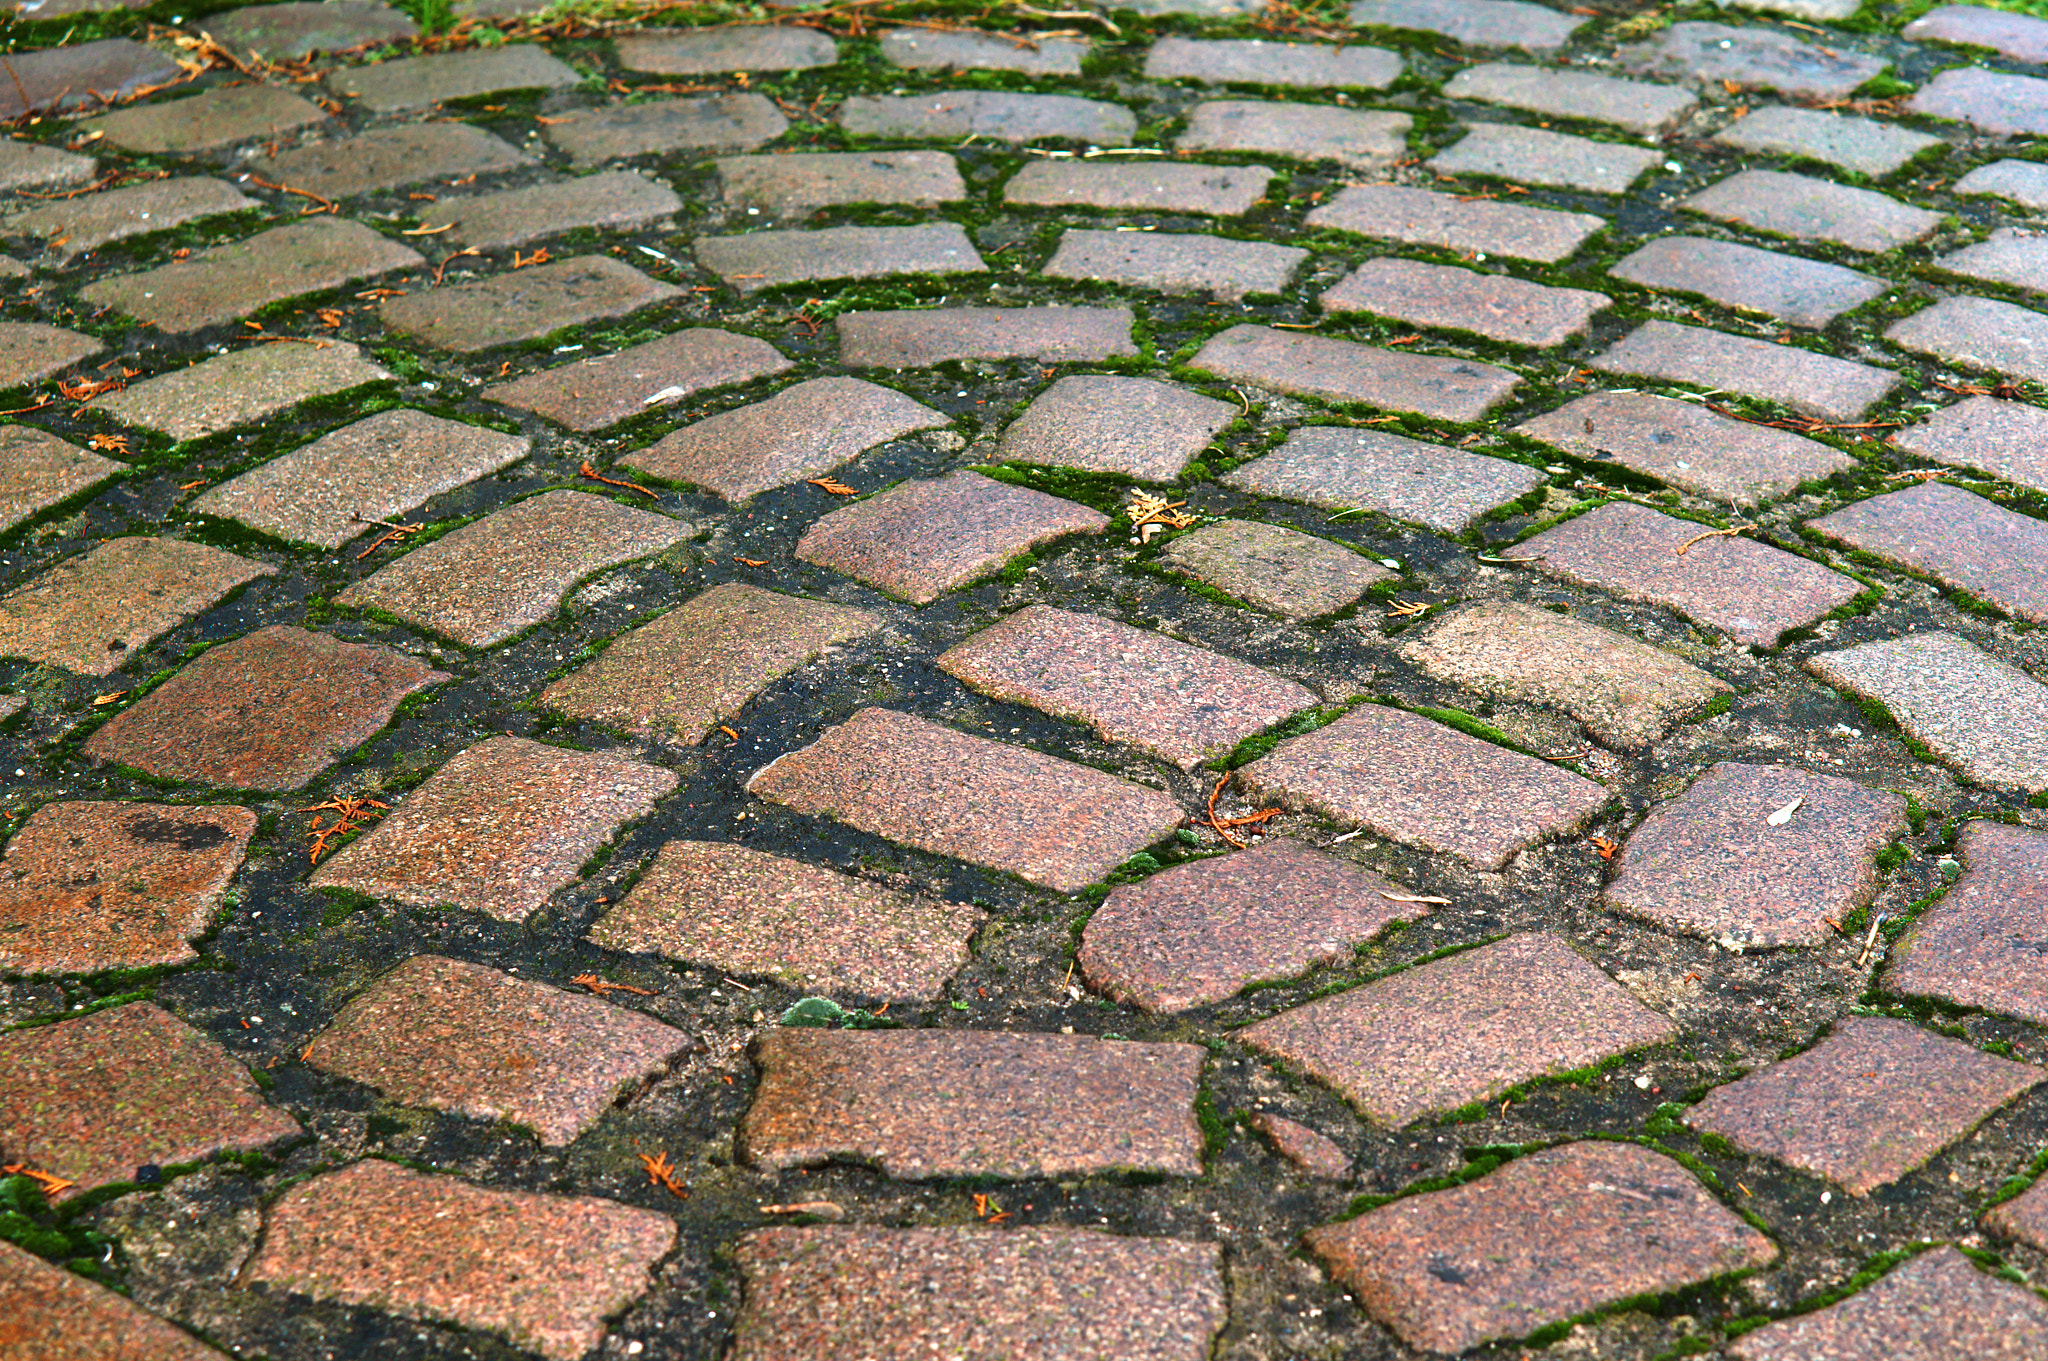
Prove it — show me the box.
[10,0,2048,1357]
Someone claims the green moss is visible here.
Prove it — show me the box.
[1698,1131,1738,1159]
[1212,700,1357,770]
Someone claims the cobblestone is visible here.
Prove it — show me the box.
[1159,518,1392,619]
[1251,1114,1350,1178]
[1713,104,1939,176]
[697,222,983,290]
[79,83,329,155]
[326,43,580,112]
[1348,0,1585,51]
[7,175,252,262]
[1430,123,1660,195]
[1911,67,2048,136]
[1,1237,227,1360]
[1442,62,1697,136]
[839,90,1134,144]
[1905,4,2048,62]
[1939,227,2048,296]
[1608,235,1884,328]
[380,256,681,353]
[1002,160,1274,214]
[1618,20,1885,99]
[1684,169,1944,252]
[999,375,1233,481]
[1888,821,2048,1028]
[1224,425,1544,532]
[0,427,118,534]
[0,40,180,119]
[1042,228,1306,300]
[0,536,271,677]
[1730,1245,2048,1361]
[1175,100,1409,168]
[1305,182,1605,263]
[542,94,789,163]
[0,138,95,191]
[1144,36,1401,89]
[1958,159,2048,211]
[418,169,679,249]
[95,339,390,441]
[837,304,1136,366]
[881,27,1086,75]
[1318,257,1609,346]
[615,25,836,73]
[485,326,790,431]
[0,321,99,386]
[1190,324,1520,420]
[1810,480,2048,624]
[206,1,418,59]
[1891,396,2048,494]
[1589,320,1898,423]
[715,150,964,212]
[1888,295,2048,384]
[244,121,534,198]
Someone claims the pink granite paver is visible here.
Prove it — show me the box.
[1912,67,2048,137]
[7,176,252,262]
[838,305,1136,367]
[418,169,679,249]
[1431,124,1660,195]
[1175,100,1409,169]
[999,375,1234,481]
[326,43,580,112]
[615,25,837,73]
[1042,228,1307,300]
[1224,426,1545,533]
[1888,296,2048,384]
[1610,236,1884,328]
[1349,0,1585,50]
[0,537,272,677]
[96,340,391,442]
[716,150,964,212]
[1160,519,1393,619]
[1684,169,1943,254]
[1003,160,1274,214]
[1618,20,1884,99]
[1443,62,1697,136]
[0,1237,228,1359]
[1892,396,2048,496]
[1889,821,2048,1027]
[697,223,984,290]
[381,256,681,353]
[881,27,1086,74]
[0,322,99,385]
[1939,228,2048,297]
[1589,320,1898,423]
[1305,183,1605,264]
[1811,481,2048,623]
[1252,1114,1350,1178]
[78,83,329,155]
[1731,1246,2048,1361]
[839,90,1134,144]
[1145,36,1400,89]
[0,427,118,534]
[746,707,1185,892]
[1320,257,1609,347]
[1958,160,2048,212]
[1714,105,1939,177]
[245,1159,675,1361]
[542,94,789,164]
[485,327,792,432]
[1190,325,1520,421]
[245,122,534,199]
[1906,4,2048,61]
[310,736,676,923]
[1989,1169,2048,1255]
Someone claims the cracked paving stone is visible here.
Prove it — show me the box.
[1319,257,1609,347]
[486,326,791,432]
[96,339,391,441]
[1732,1245,2048,1361]
[78,83,329,155]
[205,1,419,59]
[1144,36,1401,89]
[542,93,789,164]
[1442,62,1697,136]
[1589,319,1898,423]
[1617,20,1885,99]
[1234,705,1608,869]
[715,150,964,213]
[326,43,579,111]
[419,169,679,250]
[1224,425,1544,532]
[246,122,534,199]
[1911,67,2048,137]
[0,138,96,192]
[1939,228,2048,296]
[1609,236,1884,328]
[1308,1141,1774,1354]
[6,175,254,262]
[881,27,1086,75]
[1906,4,2048,62]
[588,840,982,1001]
[1305,182,1606,264]
[1684,169,1943,254]
[1687,1015,2041,1194]
[0,1236,228,1359]
[379,255,681,353]
[0,427,119,534]
[1959,159,2048,212]
[1888,295,2048,384]
[1888,820,2048,1028]
[746,707,1184,892]
[1810,480,2048,624]
[1348,0,1586,50]
[1002,160,1274,215]
[1242,933,1678,1125]
[740,1027,1205,1177]
[1191,324,1519,420]
[0,321,101,388]
[244,1159,676,1361]
[1175,100,1409,169]
[0,40,181,119]
[839,89,1134,144]
[1159,518,1393,620]
[696,222,984,290]
[837,304,1136,367]
[1892,396,2048,495]
[1252,1114,1350,1178]
[310,735,676,923]
[998,375,1235,481]
[1713,104,1939,177]
[615,24,836,73]
[1430,123,1660,195]
[83,625,447,791]
[1042,227,1306,300]
[0,536,272,677]
[301,955,687,1144]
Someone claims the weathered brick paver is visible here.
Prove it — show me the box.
[206,1,419,59]
[0,537,271,676]
[1319,257,1610,346]
[881,27,1086,74]
[839,90,1135,144]
[838,305,1136,366]
[542,94,789,163]
[1176,100,1408,168]
[1003,160,1274,214]
[0,40,180,119]
[0,1236,229,1359]
[1958,159,2048,211]
[615,25,837,73]
[999,375,1233,481]
[380,256,681,353]
[1889,821,2048,1027]
[1684,169,1943,252]
[80,83,328,154]
[1892,395,2048,494]
[0,427,118,534]
[245,122,534,198]
[1042,228,1306,299]
[1609,236,1884,328]
[1145,36,1400,88]
[1251,1114,1350,1178]
[418,169,679,249]
[716,150,965,212]
[95,339,391,441]
[7,175,253,261]
[1589,320,1897,423]
[486,326,791,431]
[1730,1246,2048,1361]
[1617,21,1884,99]
[1811,481,2048,623]
[245,1159,676,1361]
[1911,68,2048,137]
[0,322,100,387]
[1430,124,1659,195]
[1443,62,1697,136]
[1809,630,2048,791]
[1939,228,2048,296]
[326,43,579,111]
[746,707,1184,891]
[1349,0,1585,50]
[1888,295,2048,383]
[1160,518,1393,619]
[1226,426,1544,532]
[1190,325,1520,420]
[1305,183,1605,263]
[1713,105,1939,176]
[697,223,984,290]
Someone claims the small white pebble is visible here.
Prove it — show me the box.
[1820,1191,1832,1204]
[1633,1075,1651,1089]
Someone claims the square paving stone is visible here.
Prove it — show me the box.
[1912,68,2048,136]
[1319,257,1609,347]
[7,175,254,262]
[715,150,964,213]
[1892,395,2048,495]
[696,223,984,291]
[839,90,1135,145]
[1906,4,2048,62]
[589,840,981,1001]
[419,169,679,250]
[1159,518,1392,620]
[1144,36,1401,89]
[1175,100,1409,169]
[1619,20,1885,99]
[1888,821,2048,1027]
[1684,169,1942,253]
[1443,62,1698,136]
[998,374,1234,481]
[1516,390,1854,506]
[1398,599,1729,749]
[880,27,1087,75]
[327,43,580,112]
[541,580,881,744]
[1348,0,1585,50]
[1589,320,1898,423]
[206,1,419,59]
[1430,124,1660,195]
[1224,426,1545,533]
[1307,1141,1773,1354]
[1958,159,2048,212]
[302,954,687,1144]
[244,1159,675,1361]
[0,138,96,192]
[1080,837,1419,1013]
[1810,480,2048,624]
[1235,704,1608,869]
[1687,1016,2041,1194]
[0,40,182,119]
[0,1002,299,1198]
[1305,182,1606,264]
[246,122,534,199]
[1730,1245,2048,1361]
[0,537,272,677]
[615,25,837,73]
[1714,104,1939,177]
[1888,295,2048,384]
[95,339,390,441]
[336,491,690,646]
[0,1237,227,1360]
[0,322,101,386]
[837,305,1136,367]
[1042,228,1305,300]
[484,326,792,432]
[1808,630,2048,792]
[740,1027,1205,1178]
[937,604,1317,769]
[746,707,1185,892]
[1003,160,1274,215]
[1242,933,1677,1125]
[1609,235,1884,328]
[794,469,1108,604]
[379,255,681,353]
[0,427,119,534]
[542,94,789,164]
[1190,324,1520,421]
[79,83,329,155]
[1939,227,2048,296]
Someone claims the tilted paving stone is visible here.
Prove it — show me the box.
[1305,183,1605,264]
[78,83,329,154]
[0,1237,228,1360]
[0,1002,299,1197]
[1686,1015,2041,1195]
[1348,0,1586,50]
[880,27,1086,74]
[1905,3,2048,61]
[998,374,1234,481]
[1041,227,1306,300]
[1251,1114,1350,1179]
[1175,100,1409,169]
[614,24,837,73]
[1242,933,1677,1124]
[1937,227,2048,296]
[485,326,791,432]
[1713,104,1939,177]
[205,1,420,60]
[1190,325,1520,421]
[1144,35,1401,89]
[1224,426,1545,533]
[0,137,96,191]
[1888,821,2048,1028]
[589,839,982,1000]
[6,175,253,262]
[336,491,690,646]
[731,1225,1226,1361]
[0,537,272,677]
[1430,123,1660,195]
[0,800,256,975]
[1887,295,2048,384]
[301,954,687,1143]
[1810,481,2048,623]
[1518,501,1862,648]
[244,1159,676,1361]
[1958,159,2048,211]
[715,150,964,212]
[1079,837,1419,1013]
[1515,390,1855,506]
[696,223,985,290]
[541,94,789,164]
[1002,160,1274,214]
[1617,20,1885,99]
[1730,1245,2048,1361]
[1234,705,1608,869]
[382,256,681,353]
[1307,1141,1774,1355]
[0,427,118,534]
[0,39,181,119]
[418,169,679,250]
[1808,630,2048,792]
[1397,599,1729,749]
[1159,518,1393,620]
[746,707,1184,892]
[839,89,1135,144]
[83,625,448,791]
[245,121,534,199]
[0,321,100,386]
[95,339,390,441]
[1608,235,1885,328]
[1589,320,1898,423]
[541,580,882,744]
[837,305,1136,367]
[1911,67,2048,136]
[1892,395,2048,495]
[1318,257,1609,347]
[1987,1163,2048,1254]
[1442,62,1698,136]
[1684,168,1943,253]
[326,43,580,112]
[740,1026,1206,1177]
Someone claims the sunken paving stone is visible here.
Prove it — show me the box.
[193,408,529,548]
[629,376,946,500]
[1939,228,2048,296]
[615,25,837,73]
[1305,183,1604,264]
[716,150,965,212]
[1443,62,1698,137]
[1191,325,1519,421]
[1589,320,1898,423]
[95,339,390,441]
[542,94,789,164]
[245,122,535,199]
[696,223,985,290]
[0,138,96,192]
[1,1237,228,1360]
[1990,1165,2048,1253]
[1605,762,1908,948]
[1234,705,1608,869]
[1079,837,1418,1013]
[542,581,882,743]
[1224,426,1545,533]
[326,43,580,112]
[1892,396,2048,495]
[301,955,687,1144]
[418,169,680,250]
[1889,821,2048,1027]
[837,305,1136,368]
[0,427,118,534]
[7,175,253,262]
[0,1002,299,1196]
[1144,36,1401,89]
[206,1,419,59]
[1398,600,1730,749]
[0,537,272,677]
[0,40,182,119]
[794,469,1108,604]
[1608,236,1885,328]
[1888,296,2048,384]
[1348,0,1585,50]
[1958,159,2048,212]
[1242,933,1677,1125]
[1042,228,1307,300]
[1811,481,2048,624]
[0,322,100,385]
[1160,518,1393,620]
[1686,1015,2041,1194]
[1617,20,1885,99]
[79,84,329,155]
[1430,124,1660,195]
[244,1159,676,1361]
[1516,390,1855,506]
[84,625,447,791]
[998,375,1235,481]
[1714,104,1939,177]
[936,604,1317,769]
[0,800,256,975]
[839,90,1135,145]
[740,1027,1205,1177]
[881,27,1087,75]
[1003,160,1274,215]
[1684,169,1943,254]
[1175,100,1409,169]
[1307,1141,1774,1354]
[1730,1245,2048,1361]
[1906,4,2048,61]
[485,326,792,432]
[732,1226,1226,1361]
[588,840,982,1000]
[1320,257,1608,347]
[1252,1114,1351,1178]
[746,707,1184,892]
[381,256,681,354]
[1809,630,2048,791]
[1912,67,2048,137]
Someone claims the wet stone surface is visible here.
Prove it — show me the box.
[0,1236,227,1360]
[1318,256,1610,347]
[1191,324,1520,421]
[1810,480,2048,624]
[1041,228,1307,300]
[1305,182,1606,264]
[998,374,1234,481]
[1589,320,1898,423]
[1730,1245,2048,1361]
[485,326,791,432]
[0,536,272,677]
[96,339,392,442]
[0,427,119,534]
[380,256,681,353]
[1684,169,1944,253]
[1889,820,2048,1028]
[1158,518,1393,619]
[1224,426,1545,533]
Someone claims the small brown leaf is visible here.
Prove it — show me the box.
[806,477,858,495]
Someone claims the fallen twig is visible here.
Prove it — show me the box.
[581,460,659,499]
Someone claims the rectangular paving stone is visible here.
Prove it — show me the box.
[1731,1245,2048,1361]
[1958,159,2048,212]
[1443,62,1697,136]
[1619,20,1885,99]
[542,94,788,164]
[1190,324,1520,421]
[1235,705,1608,869]
[1889,821,2048,1028]
[0,427,118,534]
[336,490,689,647]
[1609,235,1884,328]
[1308,1141,1772,1355]
[1589,320,1898,423]
[740,1027,1205,1178]
[1940,228,2048,296]
[1808,629,2048,790]
[1306,183,1604,264]
[0,321,101,387]
[1891,395,2048,495]
[419,169,679,250]
[746,707,1184,892]
[1349,0,1585,50]
[245,1159,675,1361]
[327,43,580,112]
[1144,36,1401,89]
[696,223,984,291]
[998,374,1234,481]
[1431,123,1659,195]
[590,840,980,1001]
[716,150,964,213]
[381,255,680,353]
[0,138,96,192]
[79,83,328,155]
[1225,425,1544,533]
[1684,169,1942,253]
[1160,518,1393,620]
[615,25,837,73]
[1888,295,2048,384]
[245,122,535,199]
[1175,100,1409,169]
[96,339,390,441]
[838,305,1136,367]
[1003,160,1273,215]
[1906,4,2048,61]
[1687,1016,2040,1194]
[839,90,1134,145]
[1911,67,2048,136]
[1715,104,1938,176]
[0,537,272,677]
[485,326,791,432]
[6,175,253,262]
[206,1,419,59]
[0,39,181,120]
[1319,257,1608,347]
[881,27,1086,75]
[1042,227,1306,299]
[1811,481,2048,623]
[0,1237,227,1360]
